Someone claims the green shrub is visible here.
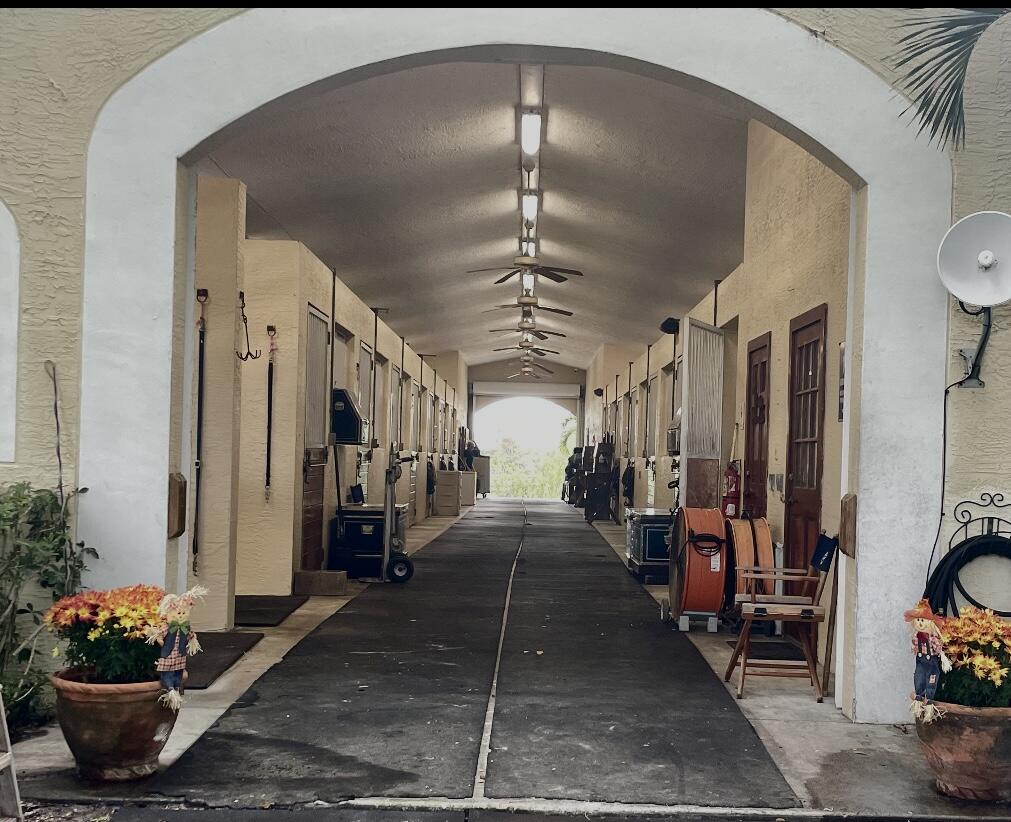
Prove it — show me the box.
[0,482,96,732]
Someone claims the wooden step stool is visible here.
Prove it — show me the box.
[0,691,22,821]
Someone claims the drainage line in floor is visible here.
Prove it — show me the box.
[472,499,528,799]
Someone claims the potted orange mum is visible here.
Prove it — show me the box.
[910,602,1011,800]
[45,585,196,781]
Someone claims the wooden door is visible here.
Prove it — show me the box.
[743,333,771,518]
[785,306,827,572]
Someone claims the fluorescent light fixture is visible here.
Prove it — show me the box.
[521,110,542,155]
[521,271,536,295]
[521,192,539,222]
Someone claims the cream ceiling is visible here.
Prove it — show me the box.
[200,60,748,368]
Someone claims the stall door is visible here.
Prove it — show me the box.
[678,317,724,509]
[301,306,329,571]
[785,306,827,573]
[744,332,771,518]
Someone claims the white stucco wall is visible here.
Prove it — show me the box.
[0,200,19,463]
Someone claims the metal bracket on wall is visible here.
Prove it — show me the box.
[955,302,992,389]
[958,347,984,388]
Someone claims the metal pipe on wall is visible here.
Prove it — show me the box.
[598,386,606,442]
[660,317,680,418]
[642,343,651,458]
[398,336,406,451]
[626,361,633,458]
[614,374,620,452]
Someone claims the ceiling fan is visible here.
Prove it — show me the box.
[489,326,566,340]
[483,296,573,317]
[506,352,556,379]
[467,254,584,285]
[516,355,553,374]
[494,343,560,357]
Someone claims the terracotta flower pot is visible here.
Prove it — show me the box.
[915,699,1011,801]
[51,669,180,781]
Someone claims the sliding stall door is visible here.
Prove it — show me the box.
[678,317,724,509]
[302,306,329,571]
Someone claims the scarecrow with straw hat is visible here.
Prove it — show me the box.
[904,598,952,722]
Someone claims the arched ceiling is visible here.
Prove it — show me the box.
[197,60,748,368]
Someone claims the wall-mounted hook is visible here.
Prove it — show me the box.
[235,291,261,361]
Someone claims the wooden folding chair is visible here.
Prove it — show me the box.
[724,534,837,702]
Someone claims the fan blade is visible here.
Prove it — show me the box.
[537,329,566,337]
[507,373,522,379]
[532,347,560,355]
[531,330,548,341]
[538,306,574,317]
[488,328,518,333]
[481,305,514,313]
[494,269,521,284]
[538,265,583,277]
[537,270,568,284]
[493,346,520,352]
[532,362,554,374]
[467,266,516,273]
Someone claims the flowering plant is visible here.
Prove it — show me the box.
[45,585,165,684]
[937,606,1011,709]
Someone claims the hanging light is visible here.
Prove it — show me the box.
[521,191,539,222]
[520,110,542,156]
[520,236,538,257]
[521,270,536,296]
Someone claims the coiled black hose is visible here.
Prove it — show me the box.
[924,533,1011,617]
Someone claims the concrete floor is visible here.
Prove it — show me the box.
[16,502,1011,820]
[14,514,463,777]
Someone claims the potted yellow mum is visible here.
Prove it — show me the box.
[911,603,1011,800]
[45,585,187,781]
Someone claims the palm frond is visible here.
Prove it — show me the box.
[894,8,1010,149]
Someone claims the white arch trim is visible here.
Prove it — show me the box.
[0,200,19,463]
[78,8,951,722]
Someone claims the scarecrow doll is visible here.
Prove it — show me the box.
[904,598,952,723]
[145,586,206,710]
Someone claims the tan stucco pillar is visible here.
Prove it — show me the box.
[191,176,245,630]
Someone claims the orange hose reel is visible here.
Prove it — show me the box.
[725,516,775,595]
[669,507,728,618]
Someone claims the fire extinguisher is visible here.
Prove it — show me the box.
[721,462,740,518]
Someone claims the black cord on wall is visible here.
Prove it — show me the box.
[44,360,64,505]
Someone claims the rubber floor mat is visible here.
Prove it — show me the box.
[485,501,799,808]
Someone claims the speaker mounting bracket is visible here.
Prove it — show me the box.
[958,347,985,388]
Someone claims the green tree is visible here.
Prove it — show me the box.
[559,415,576,454]
[490,414,575,499]
[895,9,1010,149]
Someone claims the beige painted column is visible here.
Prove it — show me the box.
[191,176,246,630]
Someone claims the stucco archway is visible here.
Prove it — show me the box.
[76,8,952,722]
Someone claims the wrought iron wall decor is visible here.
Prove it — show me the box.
[924,491,1011,617]
[235,291,261,361]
